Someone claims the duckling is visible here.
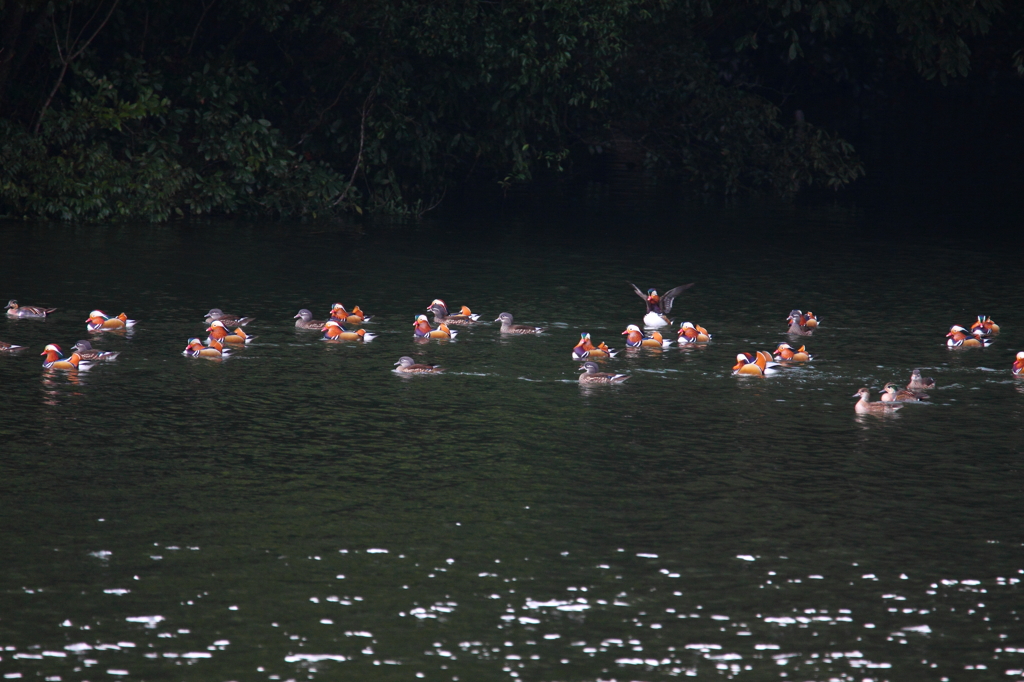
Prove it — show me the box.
[628,282,695,328]
[578,361,629,384]
[495,312,545,334]
[907,368,936,392]
[294,309,326,330]
[71,340,119,361]
[428,299,481,325]
[676,321,711,344]
[880,382,928,402]
[394,356,444,374]
[946,325,993,348]
[622,325,672,348]
[204,308,255,326]
[970,315,999,336]
[787,310,813,336]
[6,300,57,318]
[852,387,901,414]
[773,343,812,362]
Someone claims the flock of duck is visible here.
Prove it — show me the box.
[3,293,1018,412]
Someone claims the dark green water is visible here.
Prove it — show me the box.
[2,199,1024,682]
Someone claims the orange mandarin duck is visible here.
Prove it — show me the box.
[676,321,711,344]
[1013,352,1024,377]
[628,282,694,328]
[86,310,137,332]
[183,337,229,358]
[414,315,457,339]
[40,344,90,370]
[733,351,782,376]
[946,325,993,348]
[803,312,819,328]
[622,324,672,348]
[321,320,377,342]
[330,303,373,324]
[970,315,999,336]
[207,320,256,345]
[428,299,481,325]
[773,343,812,362]
[572,333,618,359]
[6,300,57,318]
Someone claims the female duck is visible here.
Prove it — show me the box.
[495,312,544,334]
[880,382,928,402]
[205,309,254,326]
[294,309,327,330]
[71,340,119,361]
[394,356,444,374]
[787,310,813,336]
[852,387,901,414]
[907,369,936,391]
[578,361,629,384]
[0,340,25,352]
[6,300,57,318]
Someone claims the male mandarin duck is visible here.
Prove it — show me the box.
[183,337,229,358]
[946,325,993,347]
[71,340,119,361]
[1013,352,1024,377]
[1,340,26,352]
[970,315,999,336]
[428,299,481,325]
[773,343,812,362]
[86,310,136,331]
[907,368,936,391]
[294,309,326,330]
[6,299,57,318]
[676,321,711,344]
[733,351,782,376]
[803,312,819,328]
[880,382,928,402]
[40,344,90,370]
[206,320,256,345]
[852,387,901,414]
[622,324,672,348]
[495,312,544,334]
[394,356,444,374]
[628,282,695,328]
[330,303,373,324]
[572,332,618,359]
[321,320,377,342]
[204,308,254,326]
[578,361,630,384]
[787,310,813,336]
[414,315,457,339]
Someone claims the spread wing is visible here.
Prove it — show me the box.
[627,282,650,311]
[660,283,695,315]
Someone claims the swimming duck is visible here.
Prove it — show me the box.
[0,340,25,352]
[946,325,993,348]
[183,337,229,358]
[414,315,457,339]
[733,351,783,376]
[322,320,377,342]
[428,299,481,325]
[572,333,618,359]
[6,300,57,318]
[787,310,813,336]
[40,344,90,370]
[622,325,672,348]
[803,312,820,328]
[852,387,902,414]
[294,309,327,330]
[86,310,136,331]
[773,343,812,362]
[207,320,256,345]
[676,321,711,344]
[394,356,444,374]
[880,382,928,402]
[1013,352,1024,377]
[204,309,255,326]
[578,361,630,384]
[495,312,544,334]
[330,303,373,324]
[71,340,119,361]
[628,282,695,328]
[970,315,999,336]
[907,369,936,391]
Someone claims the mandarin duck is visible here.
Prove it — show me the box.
[495,312,544,334]
[946,325,993,348]
[321,320,377,342]
[572,332,618,359]
[330,303,373,324]
[71,340,119,361]
[787,310,813,336]
[204,309,254,326]
[880,382,928,402]
[428,299,481,325]
[86,310,136,331]
[1013,352,1024,377]
[853,387,901,414]
[206,320,256,345]
[803,312,819,328]
[676,321,711,344]
[578,361,630,384]
[0,340,25,352]
[733,351,783,376]
[394,356,444,374]
[622,325,672,348]
[6,300,57,318]
[294,309,326,330]
[414,315,457,339]
[183,337,229,358]
[907,369,936,391]
[773,343,812,362]
[40,344,90,370]
[970,315,999,336]
[628,282,694,328]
